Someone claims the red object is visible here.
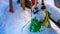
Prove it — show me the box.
[10,0,13,13]
[30,0,35,16]
[31,0,35,6]
[30,0,35,11]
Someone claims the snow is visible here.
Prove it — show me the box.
[45,0,60,22]
[45,0,60,34]
[0,0,60,34]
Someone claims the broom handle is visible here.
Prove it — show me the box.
[35,0,37,7]
[30,0,32,8]
[42,0,44,4]
[10,0,13,13]
[20,0,25,10]
[31,0,32,11]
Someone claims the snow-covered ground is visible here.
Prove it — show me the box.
[0,0,60,34]
[45,0,60,22]
[45,0,60,34]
